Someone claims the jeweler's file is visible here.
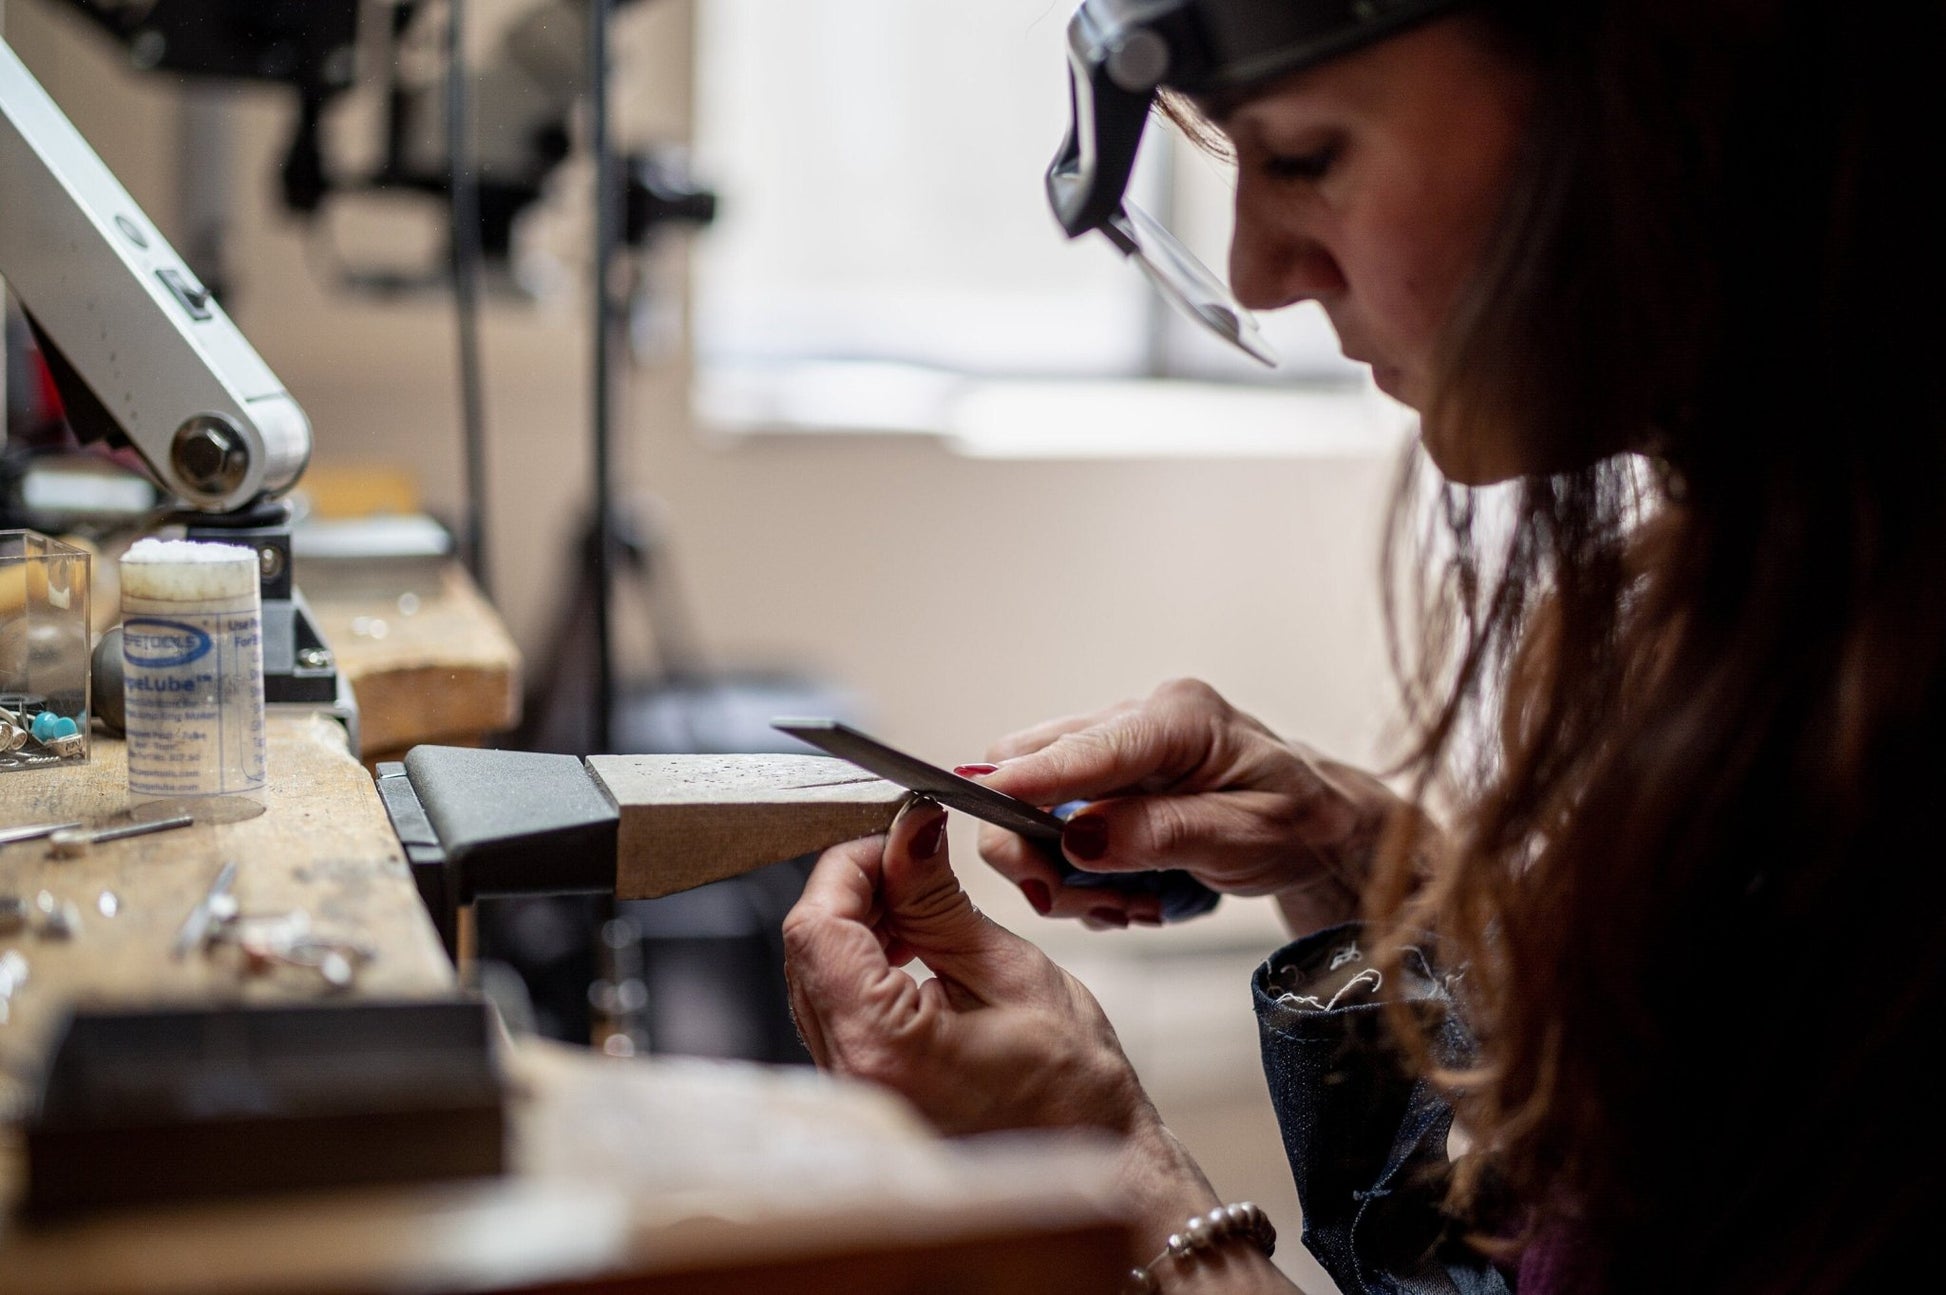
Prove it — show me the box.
[770,719,1066,844]
[769,718,1224,922]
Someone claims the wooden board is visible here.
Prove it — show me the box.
[305,563,522,759]
[0,1041,1135,1295]
[586,754,911,899]
[0,717,457,1132]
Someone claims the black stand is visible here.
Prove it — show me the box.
[579,0,718,752]
[177,500,342,708]
[462,1,819,1062]
[587,0,620,753]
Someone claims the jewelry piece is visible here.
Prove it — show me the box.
[1125,1201,1276,1293]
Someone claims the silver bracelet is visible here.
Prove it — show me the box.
[1125,1201,1277,1293]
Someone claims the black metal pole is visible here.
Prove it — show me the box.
[588,0,617,755]
[447,0,492,599]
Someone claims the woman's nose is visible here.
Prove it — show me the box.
[1228,204,1345,312]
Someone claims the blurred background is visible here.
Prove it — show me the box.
[1,2,1416,1285]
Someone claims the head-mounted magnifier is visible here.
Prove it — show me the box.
[1048,0,1465,366]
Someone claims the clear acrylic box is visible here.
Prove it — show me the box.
[1,530,91,771]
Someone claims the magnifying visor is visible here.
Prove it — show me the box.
[1047,0,1467,365]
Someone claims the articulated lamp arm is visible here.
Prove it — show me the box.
[0,36,310,514]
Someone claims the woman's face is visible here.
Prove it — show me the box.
[1210,19,1536,483]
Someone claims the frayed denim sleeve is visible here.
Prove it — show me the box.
[1254,923,1511,1295]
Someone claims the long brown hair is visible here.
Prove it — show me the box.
[1371,3,1946,1290]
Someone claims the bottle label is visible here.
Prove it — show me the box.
[123,606,266,796]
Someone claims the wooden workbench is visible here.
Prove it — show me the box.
[0,714,457,1126]
[304,560,523,761]
[0,720,1135,1292]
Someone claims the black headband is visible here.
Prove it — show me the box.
[1050,0,1469,236]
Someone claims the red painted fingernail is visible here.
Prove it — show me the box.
[912,812,947,859]
[1020,880,1052,915]
[953,763,999,777]
[1088,907,1129,929]
[1063,814,1109,861]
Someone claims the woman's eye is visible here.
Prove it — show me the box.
[1264,146,1338,183]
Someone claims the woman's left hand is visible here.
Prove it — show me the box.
[783,798,1304,1281]
[782,795,1153,1136]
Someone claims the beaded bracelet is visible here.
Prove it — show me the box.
[1125,1201,1277,1293]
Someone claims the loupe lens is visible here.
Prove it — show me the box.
[1104,203,1277,366]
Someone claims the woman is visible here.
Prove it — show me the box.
[784,2,1946,1291]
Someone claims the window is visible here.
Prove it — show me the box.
[691,0,1385,449]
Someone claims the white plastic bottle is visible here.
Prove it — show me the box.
[120,538,266,797]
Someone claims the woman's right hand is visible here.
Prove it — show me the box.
[968,679,1425,933]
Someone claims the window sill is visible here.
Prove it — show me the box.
[693,362,1417,461]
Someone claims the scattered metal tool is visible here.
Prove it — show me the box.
[34,890,79,940]
[0,821,83,849]
[49,814,194,859]
[244,930,373,992]
[227,909,374,992]
[0,892,79,940]
[172,861,239,959]
[165,863,375,991]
